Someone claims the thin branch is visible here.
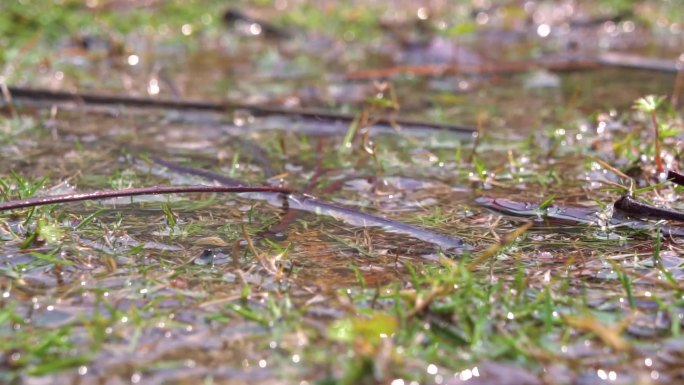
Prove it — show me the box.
[478,196,684,235]
[152,158,468,251]
[343,53,680,81]
[667,170,684,186]
[7,86,220,111]
[0,185,291,211]
[614,195,684,222]
[5,86,476,134]
[344,59,600,80]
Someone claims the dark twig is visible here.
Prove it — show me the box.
[614,195,684,222]
[343,53,680,81]
[0,185,290,211]
[4,86,476,134]
[7,86,221,111]
[667,170,684,186]
[477,196,684,235]
[607,169,684,222]
[344,59,600,80]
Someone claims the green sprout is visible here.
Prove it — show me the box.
[633,95,666,174]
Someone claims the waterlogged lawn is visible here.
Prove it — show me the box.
[1,1,684,384]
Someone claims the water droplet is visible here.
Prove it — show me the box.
[597,369,607,380]
[249,23,262,35]
[458,369,473,381]
[416,7,428,20]
[147,78,160,95]
[537,24,551,37]
[270,232,288,241]
[127,55,139,66]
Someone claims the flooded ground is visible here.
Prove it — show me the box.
[1,1,684,384]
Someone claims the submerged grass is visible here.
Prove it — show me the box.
[2,0,684,384]
[2,102,684,383]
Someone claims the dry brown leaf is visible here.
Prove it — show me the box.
[195,236,229,247]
